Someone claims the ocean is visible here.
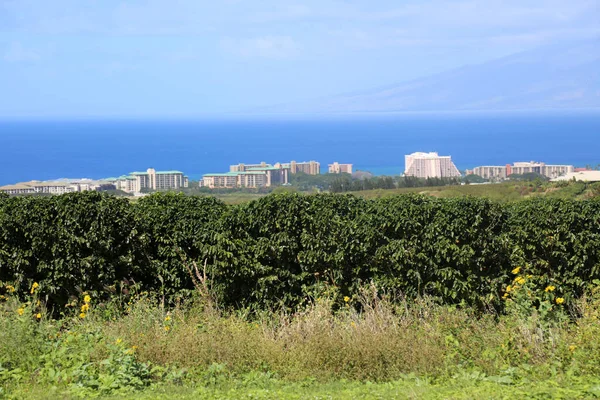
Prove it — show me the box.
[0,112,599,186]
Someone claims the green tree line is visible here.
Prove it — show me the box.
[330,175,461,192]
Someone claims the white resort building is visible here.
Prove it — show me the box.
[404,152,461,179]
[109,168,189,193]
[203,163,290,188]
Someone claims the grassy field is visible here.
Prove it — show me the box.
[201,181,600,204]
[2,281,600,399]
[351,181,600,202]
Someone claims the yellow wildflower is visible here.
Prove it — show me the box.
[30,282,39,294]
[17,307,25,316]
[164,315,171,322]
[505,285,512,293]
[6,285,15,293]
[84,295,91,304]
[526,275,533,279]
[343,296,350,303]
[502,293,509,299]
[81,304,89,313]
[116,338,123,345]
[514,277,526,285]
[569,345,577,352]
[36,313,42,319]
[545,285,556,292]
[556,297,565,305]
[511,267,521,275]
[132,346,138,350]
[164,326,170,332]
[79,312,86,319]
[36,300,41,307]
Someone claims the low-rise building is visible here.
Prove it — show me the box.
[472,166,508,182]
[404,152,461,178]
[232,161,321,175]
[203,164,290,188]
[328,162,353,174]
[551,170,600,182]
[470,162,574,181]
[510,162,573,178]
[112,168,189,193]
[0,180,115,195]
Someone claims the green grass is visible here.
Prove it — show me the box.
[202,181,600,205]
[3,283,600,399]
[11,376,600,399]
[351,181,600,202]
[154,180,600,204]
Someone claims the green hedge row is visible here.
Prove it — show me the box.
[1,192,599,311]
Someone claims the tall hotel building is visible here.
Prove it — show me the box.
[285,161,321,175]
[404,152,461,178]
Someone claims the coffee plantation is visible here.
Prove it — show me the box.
[1,191,599,312]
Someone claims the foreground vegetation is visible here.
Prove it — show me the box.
[2,190,600,397]
[2,280,600,399]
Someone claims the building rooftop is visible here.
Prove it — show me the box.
[130,170,184,175]
[245,166,283,171]
[203,172,239,177]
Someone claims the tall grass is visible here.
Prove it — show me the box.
[2,284,600,396]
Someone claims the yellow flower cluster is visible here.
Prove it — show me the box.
[164,314,172,332]
[514,276,526,285]
[545,285,556,292]
[6,285,15,293]
[79,293,91,319]
[556,297,565,305]
[30,282,39,295]
[511,267,521,275]
[343,296,351,303]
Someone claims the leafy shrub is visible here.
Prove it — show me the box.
[1,192,600,312]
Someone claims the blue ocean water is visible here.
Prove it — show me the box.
[0,112,599,186]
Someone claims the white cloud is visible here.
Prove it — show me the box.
[3,42,41,62]
[220,36,299,59]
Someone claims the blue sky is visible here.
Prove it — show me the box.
[1,0,598,117]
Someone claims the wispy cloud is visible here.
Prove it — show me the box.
[220,36,299,59]
[3,42,41,62]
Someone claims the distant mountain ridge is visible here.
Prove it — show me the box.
[265,40,600,113]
